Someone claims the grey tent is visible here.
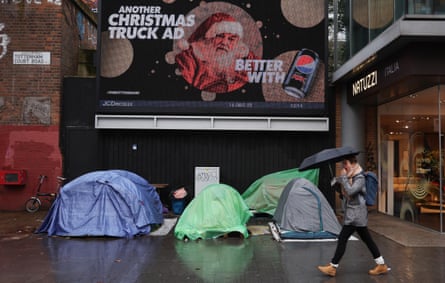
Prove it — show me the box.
[272,178,341,240]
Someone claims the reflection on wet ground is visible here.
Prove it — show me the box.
[42,237,160,282]
[1,212,445,282]
[1,229,445,283]
[175,238,254,282]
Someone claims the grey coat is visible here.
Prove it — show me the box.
[338,173,368,227]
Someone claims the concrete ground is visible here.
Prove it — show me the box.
[1,210,445,283]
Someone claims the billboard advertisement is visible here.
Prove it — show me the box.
[97,0,327,116]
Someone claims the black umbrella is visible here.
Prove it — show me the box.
[299,146,360,175]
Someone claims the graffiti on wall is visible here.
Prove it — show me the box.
[0,23,10,60]
[0,0,61,5]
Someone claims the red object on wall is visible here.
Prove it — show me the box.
[0,170,27,185]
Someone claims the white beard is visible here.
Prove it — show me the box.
[209,50,238,75]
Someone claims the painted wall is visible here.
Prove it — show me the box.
[0,125,62,211]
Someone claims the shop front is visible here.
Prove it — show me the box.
[346,42,445,232]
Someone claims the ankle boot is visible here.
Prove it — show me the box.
[318,264,337,277]
[369,264,388,275]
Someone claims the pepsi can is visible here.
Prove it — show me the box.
[283,48,319,98]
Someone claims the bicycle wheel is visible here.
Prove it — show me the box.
[25,198,41,213]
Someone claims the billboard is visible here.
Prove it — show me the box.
[97,0,327,116]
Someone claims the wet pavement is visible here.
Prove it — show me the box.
[1,210,445,283]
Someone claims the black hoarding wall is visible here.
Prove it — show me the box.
[62,77,96,128]
[99,129,334,204]
[61,77,99,180]
[63,128,99,179]
[62,77,335,207]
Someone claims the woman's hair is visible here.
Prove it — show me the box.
[344,154,358,164]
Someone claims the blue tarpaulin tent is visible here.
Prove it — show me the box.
[37,170,163,238]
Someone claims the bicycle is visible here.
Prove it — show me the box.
[25,175,66,213]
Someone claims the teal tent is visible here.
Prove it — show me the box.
[242,168,319,215]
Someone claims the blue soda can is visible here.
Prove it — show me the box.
[283,48,319,98]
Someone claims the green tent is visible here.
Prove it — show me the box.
[242,168,319,215]
[174,183,252,240]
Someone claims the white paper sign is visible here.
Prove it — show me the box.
[195,167,220,196]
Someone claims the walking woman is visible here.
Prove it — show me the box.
[317,154,389,277]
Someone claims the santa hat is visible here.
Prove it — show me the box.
[178,13,243,50]
[204,15,243,39]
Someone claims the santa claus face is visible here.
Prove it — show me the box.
[212,33,240,54]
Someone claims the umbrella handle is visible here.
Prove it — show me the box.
[329,164,334,179]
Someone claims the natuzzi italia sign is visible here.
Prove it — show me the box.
[351,70,378,96]
[347,42,445,105]
[347,59,402,104]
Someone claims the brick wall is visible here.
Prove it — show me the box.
[334,85,343,174]
[0,1,63,126]
[0,0,96,210]
[365,106,378,171]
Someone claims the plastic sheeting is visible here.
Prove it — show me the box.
[174,184,253,240]
[37,170,164,238]
[242,168,319,215]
